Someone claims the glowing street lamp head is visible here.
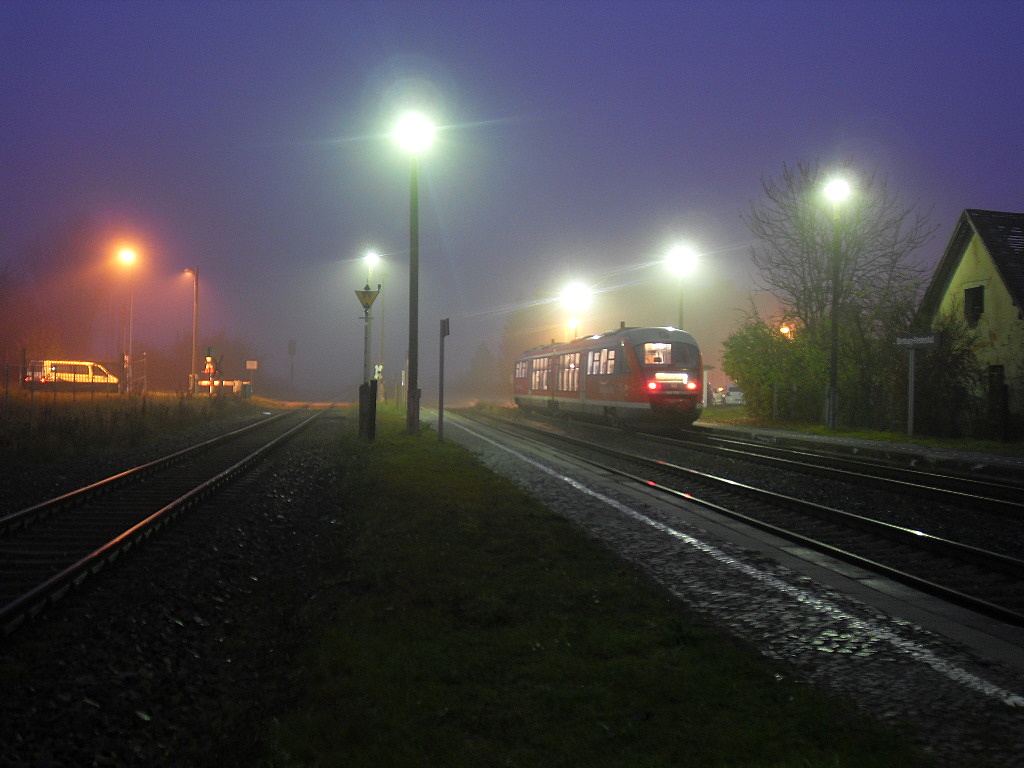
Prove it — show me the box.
[364,250,381,269]
[824,178,851,204]
[560,282,592,312]
[393,111,436,154]
[665,245,698,276]
[118,248,137,267]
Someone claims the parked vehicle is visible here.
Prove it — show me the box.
[710,385,745,406]
[23,360,120,393]
[722,385,745,405]
[513,324,703,427]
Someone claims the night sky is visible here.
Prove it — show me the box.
[3,1,1022,399]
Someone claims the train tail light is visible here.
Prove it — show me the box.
[647,381,660,391]
[685,381,698,390]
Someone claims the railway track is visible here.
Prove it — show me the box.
[679,426,1024,515]
[476,414,1024,627]
[0,409,321,635]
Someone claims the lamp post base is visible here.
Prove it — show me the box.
[359,380,378,441]
[406,388,421,434]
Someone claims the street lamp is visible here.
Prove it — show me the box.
[665,245,698,329]
[823,177,851,429]
[364,250,380,284]
[560,282,592,340]
[393,111,436,434]
[184,267,199,393]
[118,248,137,394]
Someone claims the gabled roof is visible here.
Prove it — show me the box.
[918,209,1024,322]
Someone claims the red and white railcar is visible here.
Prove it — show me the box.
[512,325,703,427]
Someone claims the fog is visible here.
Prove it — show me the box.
[3,2,1021,402]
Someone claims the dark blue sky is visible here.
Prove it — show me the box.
[3,1,1022,397]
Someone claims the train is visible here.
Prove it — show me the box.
[512,324,703,427]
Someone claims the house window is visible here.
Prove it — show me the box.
[964,285,984,327]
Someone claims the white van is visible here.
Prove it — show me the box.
[24,360,120,393]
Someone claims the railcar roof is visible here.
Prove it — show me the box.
[518,326,697,356]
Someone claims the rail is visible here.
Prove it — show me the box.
[0,409,321,635]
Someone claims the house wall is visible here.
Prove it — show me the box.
[935,234,1024,415]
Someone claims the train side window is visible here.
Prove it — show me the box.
[531,357,550,391]
[587,348,620,375]
[558,352,580,391]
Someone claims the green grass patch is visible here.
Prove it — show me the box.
[261,409,934,767]
[0,390,266,463]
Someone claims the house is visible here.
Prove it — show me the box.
[918,209,1024,420]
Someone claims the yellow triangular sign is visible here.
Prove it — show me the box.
[355,287,380,310]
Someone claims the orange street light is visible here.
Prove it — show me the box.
[184,267,199,393]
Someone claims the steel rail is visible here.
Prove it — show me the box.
[476,415,1024,627]
[1,410,321,635]
[675,427,1024,514]
[0,413,286,536]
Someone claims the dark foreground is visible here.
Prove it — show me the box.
[0,407,936,767]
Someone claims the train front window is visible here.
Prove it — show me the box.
[637,342,699,369]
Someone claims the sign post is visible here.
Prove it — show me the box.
[895,332,940,438]
[438,318,450,443]
[354,285,381,384]
[245,359,258,397]
[355,285,381,441]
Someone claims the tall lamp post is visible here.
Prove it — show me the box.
[184,267,199,393]
[665,245,698,329]
[393,111,436,434]
[118,248,137,394]
[823,177,851,430]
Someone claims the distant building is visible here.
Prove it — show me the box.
[918,209,1024,421]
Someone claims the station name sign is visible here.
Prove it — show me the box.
[895,332,941,349]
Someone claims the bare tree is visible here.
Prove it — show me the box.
[738,161,939,429]
[744,161,935,339]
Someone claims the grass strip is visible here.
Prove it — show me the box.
[262,409,933,767]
